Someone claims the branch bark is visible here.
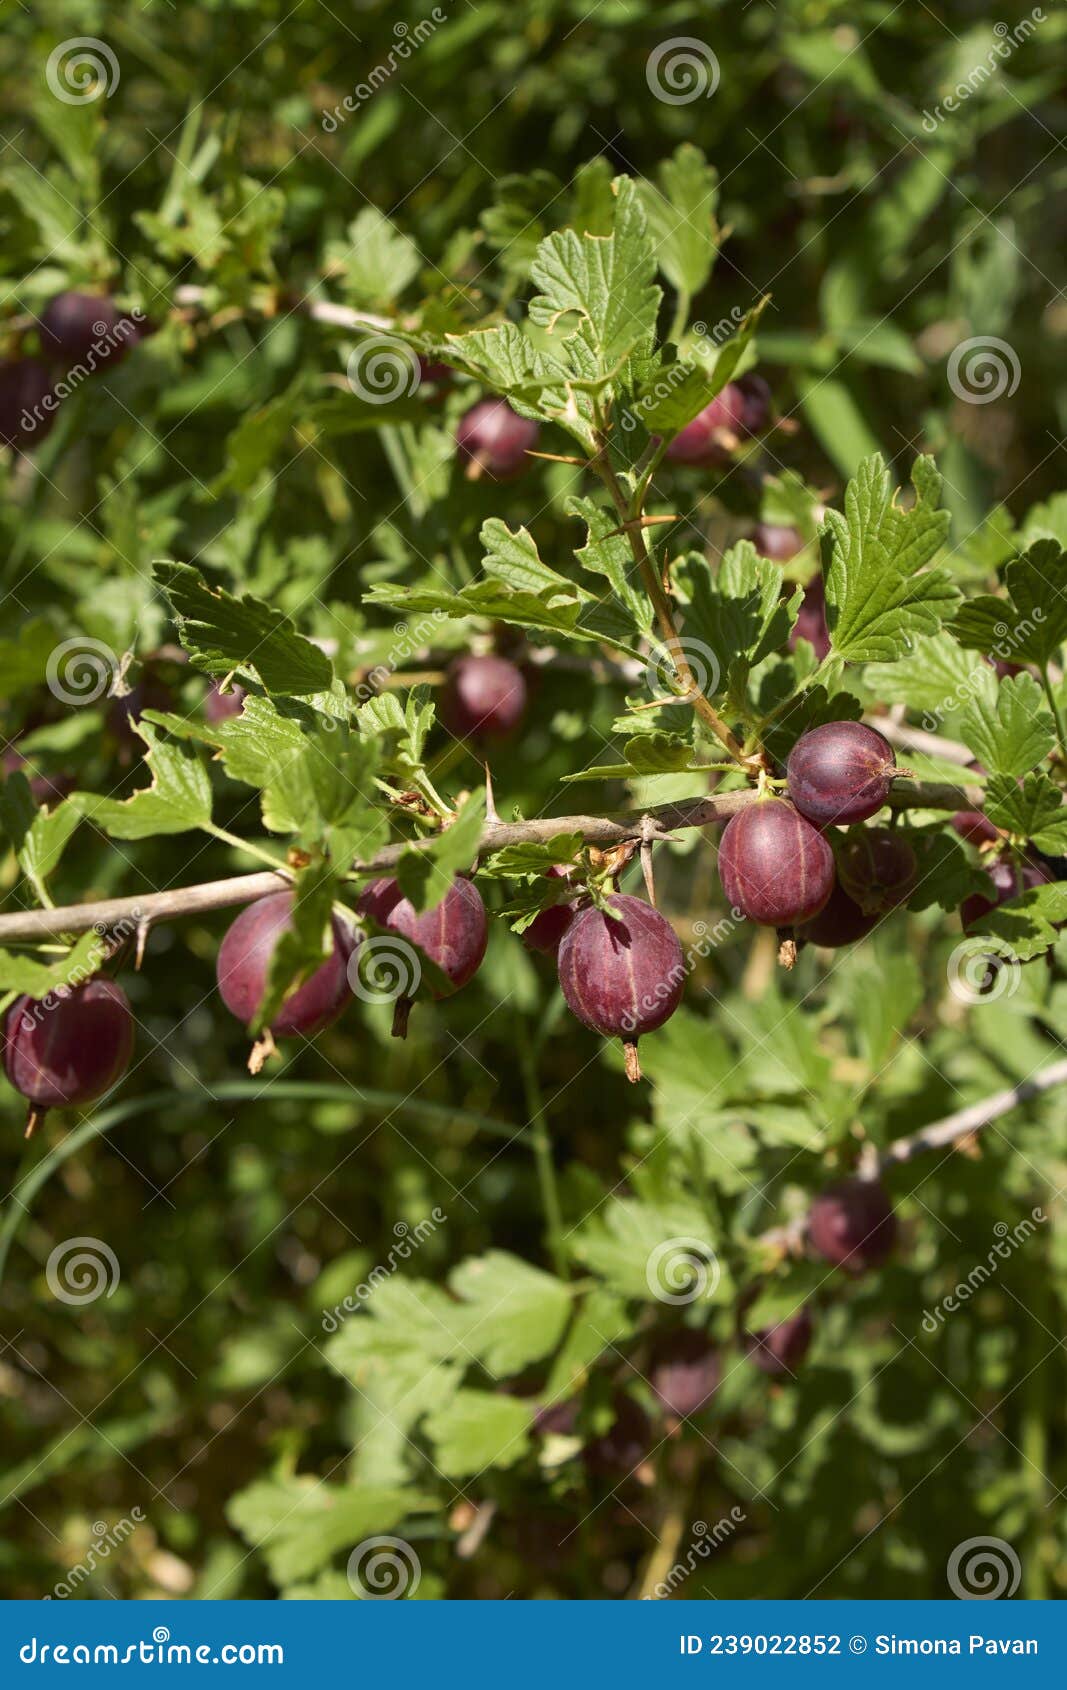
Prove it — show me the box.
[0,778,975,943]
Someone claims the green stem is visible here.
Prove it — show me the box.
[668,287,691,348]
[1040,663,1067,769]
[0,1082,518,1288]
[203,823,290,872]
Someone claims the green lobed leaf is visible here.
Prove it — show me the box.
[424,1391,532,1479]
[959,673,1054,777]
[951,540,1067,665]
[72,722,212,840]
[155,561,333,695]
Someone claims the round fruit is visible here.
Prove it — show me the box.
[584,1392,652,1476]
[556,893,684,1082]
[952,809,998,847]
[787,722,896,828]
[456,398,539,479]
[745,1307,813,1376]
[960,856,1051,934]
[649,1329,720,1418]
[753,522,804,562]
[788,574,831,661]
[39,292,128,367]
[523,866,580,955]
[717,798,835,928]
[3,979,134,1135]
[734,373,773,436]
[356,875,488,1036]
[837,827,917,915]
[0,358,58,451]
[217,892,356,1039]
[441,654,527,743]
[808,1178,897,1274]
[796,878,877,948]
[204,682,247,725]
[664,383,746,465]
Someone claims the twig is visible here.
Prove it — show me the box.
[0,780,974,943]
[877,1057,1067,1169]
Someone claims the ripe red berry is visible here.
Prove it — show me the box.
[356,875,488,1036]
[753,522,804,562]
[441,654,527,743]
[960,857,1051,934]
[951,810,998,847]
[3,979,134,1136]
[745,1307,814,1376]
[39,292,130,367]
[787,722,896,828]
[556,893,684,1081]
[0,358,58,451]
[837,827,917,915]
[788,574,831,661]
[797,878,877,948]
[649,1329,720,1418]
[734,373,773,437]
[204,682,247,725]
[217,892,356,1041]
[718,798,835,927]
[808,1178,896,1274]
[664,383,746,465]
[523,866,581,955]
[456,398,539,479]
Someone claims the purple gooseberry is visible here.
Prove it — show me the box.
[664,383,747,465]
[523,866,581,956]
[456,398,539,479]
[204,682,247,725]
[39,292,130,368]
[441,654,527,743]
[787,722,897,828]
[0,358,58,451]
[745,1307,814,1376]
[788,575,831,661]
[808,1178,897,1274]
[356,875,488,1037]
[960,856,1051,934]
[797,879,877,948]
[754,522,805,562]
[556,893,684,1082]
[717,798,835,928]
[837,827,917,915]
[584,1392,653,1476]
[734,373,773,437]
[649,1329,720,1419]
[216,892,357,1053]
[3,979,135,1136]
[951,810,999,847]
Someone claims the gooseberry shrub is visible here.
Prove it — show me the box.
[2,131,1066,1606]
